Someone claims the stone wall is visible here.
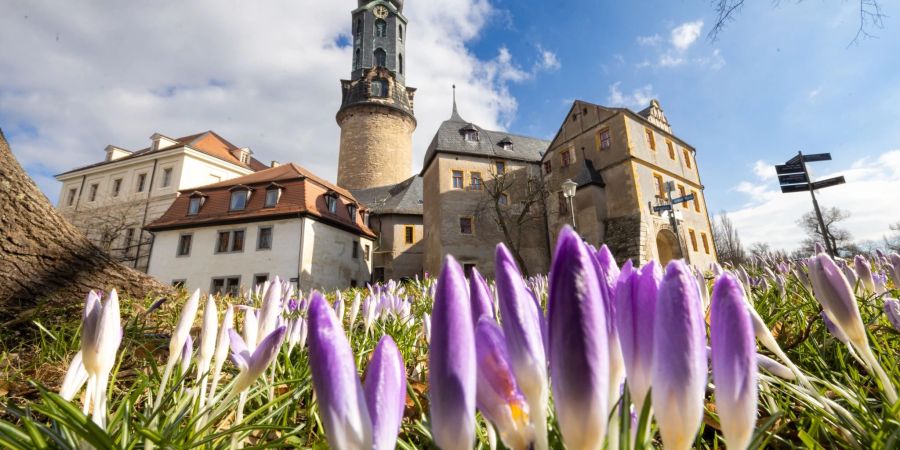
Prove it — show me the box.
[336,104,415,190]
[603,214,644,266]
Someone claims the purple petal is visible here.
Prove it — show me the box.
[429,255,476,450]
[247,325,286,376]
[469,267,495,325]
[595,244,621,294]
[652,260,707,450]
[228,328,251,370]
[891,253,900,287]
[81,291,102,373]
[820,311,849,344]
[615,259,660,410]
[808,254,867,346]
[180,335,193,371]
[854,256,875,293]
[547,226,609,450]
[364,336,406,450]
[711,273,758,450]
[308,293,372,449]
[884,298,900,332]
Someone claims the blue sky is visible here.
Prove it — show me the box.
[2,0,898,251]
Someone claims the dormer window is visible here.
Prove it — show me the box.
[462,124,479,142]
[187,192,207,215]
[498,138,514,151]
[264,184,282,208]
[229,186,251,211]
[347,203,358,222]
[325,192,339,214]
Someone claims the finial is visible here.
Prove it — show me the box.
[450,84,463,121]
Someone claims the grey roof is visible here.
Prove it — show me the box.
[351,175,423,216]
[573,159,605,189]
[422,105,550,173]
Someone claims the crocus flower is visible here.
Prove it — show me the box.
[196,295,218,407]
[615,259,661,412]
[243,308,259,353]
[59,350,88,402]
[854,256,875,294]
[429,255,476,450]
[884,298,900,332]
[257,278,283,346]
[547,227,609,450]
[80,289,122,429]
[710,274,757,450]
[228,325,287,395]
[821,311,850,344]
[496,244,549,450]
[652,261,707,450]
[475,317,535,450]
[180,335,194,372]
[308,292,372,450]
[591,248,625,414]
[349,292,361,329]
[364,336,406,450]
[756,354,795,380]
[891,253,900,286]
[206,305,234,408]
[155,289,201,409]
[470,267,495,324]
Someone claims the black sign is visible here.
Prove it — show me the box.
[812,176,846,190]
[786,154,802,165]
[653,204,672,212]
[780,184,811,194]
[775,163,805,175]
[803,153,832,163]
[672,194,695,204]
[778,173,809,185]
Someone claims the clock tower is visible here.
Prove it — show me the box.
[336,0,417,190]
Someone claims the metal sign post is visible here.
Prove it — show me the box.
[663,181,686,259]
[775,151,846,257]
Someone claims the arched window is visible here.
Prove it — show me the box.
[398,24,403,41]
[356,19,362,39]
[353,48,360,69]
[374,48,386,67]
[375,19,387,37]
[370,78,388,97]
[398,54,403,74]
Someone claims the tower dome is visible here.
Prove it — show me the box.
[357,0,403,12]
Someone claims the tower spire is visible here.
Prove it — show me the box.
[450,84,464,122]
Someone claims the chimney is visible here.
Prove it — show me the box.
[270,160,280,168]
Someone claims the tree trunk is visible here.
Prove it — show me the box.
[0,128,169,326]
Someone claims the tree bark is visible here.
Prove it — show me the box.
[0,128,169,326]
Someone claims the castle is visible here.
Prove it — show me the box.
[55,0,717,293]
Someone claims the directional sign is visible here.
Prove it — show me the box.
[780,184,811,194]
[802,153,832,163]
[812,176,845,190]
[778,173,809,185]
[653,204,672,213]
[775,163,804,175]
[786,154,802,165]
[672,194,695,204]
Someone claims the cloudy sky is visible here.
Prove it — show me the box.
[2,0,899,252]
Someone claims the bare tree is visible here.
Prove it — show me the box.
[797,206,853,256]
[78,198,154,267]
[748,242,789,264]
[884,221,900,252]
[709,0,885,45]
[472,164,549,276]
[711,211,745,266]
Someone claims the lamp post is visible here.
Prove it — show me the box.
[561,178,578,231]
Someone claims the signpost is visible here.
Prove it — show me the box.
[775,151,846,257]
[672,193,695,205]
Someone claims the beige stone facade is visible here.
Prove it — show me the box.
[336,103,415,190]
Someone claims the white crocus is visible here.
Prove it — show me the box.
[154,289,201,410]
[196,295,218,409]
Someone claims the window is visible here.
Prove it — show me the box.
[667,141,675,160]
[558,191,568,214]
[177,234,192,256]
[230,190,249,211]
[452,170,464,189]
[172,280,186,288]
[112,179,122,197]
[211,276,241,297]
[254,274,269,286]
[353,48,360,69]
[692,190,700,212]
[398,24,403,40]
[561,150,572,167]
[232,230,245,252]
[161,168,173,187]
[499,140,514,151]
[257,226,273,250]
[543,161,552,174]
[702,233,710,254]
[597,129,611,150]
[495,161,506,174]
[258,188,277,208]
[653,174,665,198]
[88,183,99,202]
[216,231,229,253]
[678,185,687,209]
[375,19,387,37]
[398,53,403,74]
[364,244,370,261]
[470,172,483,190]
[216,230,245,253]
[645,128,656,150]
[352,241,359,259]
[405,225,414,244]
[371,78,388,97]
[463,129,479,142]
[683,149,692,169]
[67,188,77,206]
[188,197,203,215]
[348,204,358,221]
[325,194,338,214]
[499,193,509,206]
[136,173,147,192]
[356,18,362,39]
[689,229,698,252]
[459,217,474,235]
[374,48,387,67]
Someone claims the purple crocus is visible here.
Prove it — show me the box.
[547,226,609,450]
[710,274,757,450]
[470,267,495,324]
[854,256,875,294]
[890,253,900,287]
[474,317,535,450]
[429,255,476,450]
[615,259,661,411]
[307,293,372,449]
[228,325,287,395]
[496,243,549,450]
[884,298,900,332]
[807,254,867,348]
[652,260,707,450]
[364,336,406,450]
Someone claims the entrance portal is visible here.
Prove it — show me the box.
[656,229,683,266]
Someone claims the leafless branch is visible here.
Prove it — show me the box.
[708,0,745,41]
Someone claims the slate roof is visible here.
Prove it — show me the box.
[351,175,423,216]
[56,130,268,177]
[572,159,605,189]
[421,104,550,173]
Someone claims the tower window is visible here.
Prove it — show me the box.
[398,54,403,74]
[356,19,362,39]
[353,48,360,69]
[375,19,387,37]
[398,24,403,41]
[370,78,388,97]
[374,48,387,67]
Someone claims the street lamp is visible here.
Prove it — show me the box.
[561,178,577,231]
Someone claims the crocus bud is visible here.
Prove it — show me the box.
[180,335,194,372]
[349,292,361,329]
[615,259,660,411]
[429,255,476,450]
[710,274,757,450]
[653,261,707,450]
[891,253,900,287]
[258,279,283,345]
[243,308,258,353]
[815,242,826,254]
[470,267,495,325]
[496,244,549,450]
[547,227,609,450]
[81,291,102,376]
[364,336,406,450]
[60,350,88,401]
[808,254,867,348]
[474,318,535,450]
[207,304,234,405]
[198,296,218,381]
[821,311,850,344]
[170,289,201,365]
[884,298,900,332]
[94,289,122,376]
[228,325,287,394]
[854,256,875,294]
[756,353,795,380]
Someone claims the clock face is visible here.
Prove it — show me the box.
[373,5,388,19]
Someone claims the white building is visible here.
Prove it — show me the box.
[145,163,376,295]
[55,131,266,271]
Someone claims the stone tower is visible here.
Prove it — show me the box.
[336,0,417,190]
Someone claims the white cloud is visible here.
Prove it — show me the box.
[637,34,662,46]
[0,0,553,201]
[671,20,704,52]
[607,82,656,109]
[658,53,685,67]
[725,150,900,252]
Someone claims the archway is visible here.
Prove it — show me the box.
[656,229,683,266]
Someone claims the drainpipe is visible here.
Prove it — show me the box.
[73,174,87,212]
[135,159,159,270]
[296,214,306,293]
